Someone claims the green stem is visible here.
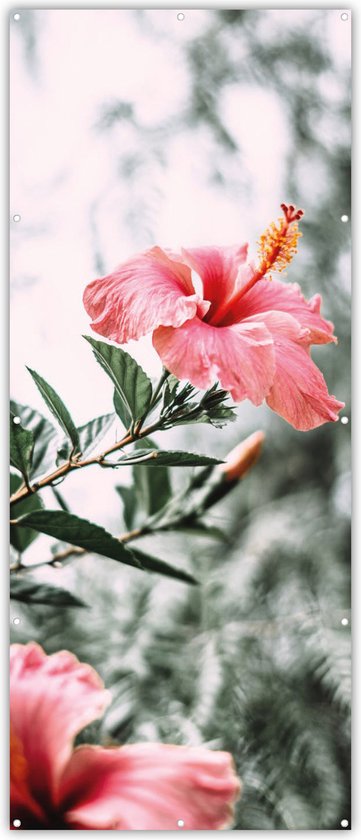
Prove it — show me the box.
[9,420,162,509]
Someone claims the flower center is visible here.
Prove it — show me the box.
[10,726,64,829]
[206,204,304,327]
[10,727,29,791]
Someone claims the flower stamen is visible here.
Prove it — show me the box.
[208,204,304,326]
[257,204,303,276]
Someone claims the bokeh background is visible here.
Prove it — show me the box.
[10,9,351,830]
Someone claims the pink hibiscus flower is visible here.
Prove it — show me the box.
[83,204,344,431]
[10,643,240,830]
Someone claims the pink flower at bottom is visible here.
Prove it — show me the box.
[10,643,241,830]
[83,205,344,431]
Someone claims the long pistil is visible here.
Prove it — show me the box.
[208,204,304,327]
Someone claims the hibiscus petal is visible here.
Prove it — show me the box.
[230,277,336,343]
[181,244,249,324]
[10,726,47,827]
[253,310,344,430]
[153,316,275,404]
[83,247,203,343]
[10,644,110,807]
[60,743,241,830]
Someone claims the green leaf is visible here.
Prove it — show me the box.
[170,521,227,541]
[14,509,144,570]
[198,407,237,429]
[166,374,180,393]
[84,336,152,425]
[116,435,172,526]
[113,389,132,431]
[51,486,70,512]
[115,450,223,467]
[197,385,237,428]
[10,413,34,481]
[116,486,137,530]
[10,577,87,608]
[26,368,80,451]
[131,439,172,517]
[78,413,115,456]
[161,380,237,429]
[131,547,198,585]
[162,374,180,407]
[57,413,115,464]
[10,401,58,479]
[14,510,197,584]
[10,472,43,552]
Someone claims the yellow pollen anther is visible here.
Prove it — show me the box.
[257,211,303,276]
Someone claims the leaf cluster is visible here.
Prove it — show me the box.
[10,338,235,607]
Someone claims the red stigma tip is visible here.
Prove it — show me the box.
[280,204,304,224]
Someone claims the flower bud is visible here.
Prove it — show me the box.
[220,431,265,482]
